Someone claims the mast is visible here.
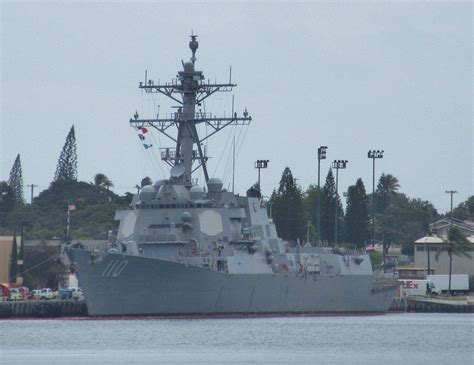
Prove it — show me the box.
[130,35,252,189]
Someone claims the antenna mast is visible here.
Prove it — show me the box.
[130,35,251,189]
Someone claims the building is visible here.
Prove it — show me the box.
[414,231,474,276]
[0,236,14,283]
[429,218,474,237]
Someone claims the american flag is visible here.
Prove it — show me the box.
[68,204,76,211]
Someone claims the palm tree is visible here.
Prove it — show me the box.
[94,173,113,190]
[435,226,472,295]
[375,174,400,214]
[376,174,400,194]
[140,176,152,188]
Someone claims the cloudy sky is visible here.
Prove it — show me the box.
[1,1,472,212]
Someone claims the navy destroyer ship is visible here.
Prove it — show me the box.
[67,36,396,316]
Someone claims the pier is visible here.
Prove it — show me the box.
[390,296,474,313]
[0,300,88,318]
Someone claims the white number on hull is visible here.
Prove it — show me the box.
[101,260,128,278]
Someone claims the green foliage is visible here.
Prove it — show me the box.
[94,173,114,190]
[303,184,321,240]
[23,241,67,290]
[435,226,473,294]
[453,196,474,220]
[375,173,400,213]
[435,226,473,262]
[54,125,78,183]
[270,167,305,242]
[246,182,261,199]
[8,154,24,203]
[26,180,131,240]
[141,176,152,187]
[320,168,344,244]
[376,192,438,255]
[369,251,383,268]
[345,178,369,247]
[0,182,15,227]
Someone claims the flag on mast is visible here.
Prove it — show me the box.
[68,204,76,211]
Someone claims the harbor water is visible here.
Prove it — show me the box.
[1,313,472,364]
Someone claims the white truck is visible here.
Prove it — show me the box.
[399,279,442,296]
[426,275,469,294]
[39,288,55,300]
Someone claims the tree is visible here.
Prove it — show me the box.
[8,154,24,203]
[141,176,152,187]
[435,226,473,295]
[320,168,343,244]
[269,167,305,242]
[23,240,67,289]
[0,182,15,227]
[54,125,78,183]
[345,178,369,248]
[452,196,474,221]
[10,232,18,283]
[303,184,321,241]
[377,173,400,194]
[376,194,437,255]
[246,182,261,199]
[375,173,400,213]
[94,173,114,190]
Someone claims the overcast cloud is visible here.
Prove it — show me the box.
[1,1,472,212]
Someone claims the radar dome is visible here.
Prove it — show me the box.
[183,62,194,72]
[207,178,223,193]
[139,185,156,201]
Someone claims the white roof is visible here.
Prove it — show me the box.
[414,236,474,244]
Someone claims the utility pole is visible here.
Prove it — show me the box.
[445,190,457,221]
[254,160,269,195]
[332,160,348,246]
[27,184,38,204]
[317,146,327,243]
[367,150,384,241]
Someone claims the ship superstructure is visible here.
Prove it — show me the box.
[68,36,396,316]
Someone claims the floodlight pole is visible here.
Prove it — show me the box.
[367,150,384,241]
[317,146,327,244]
[332,160,348,245]
[254,160,269,195]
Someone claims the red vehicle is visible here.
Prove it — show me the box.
[0,283,30,301]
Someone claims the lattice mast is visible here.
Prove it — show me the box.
[130,35,251,189]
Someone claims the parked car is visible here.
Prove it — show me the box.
[9,288,23,301]
[70,287,84,301]
[39,288,55,300]
[31,289,42,300]
[59,288,73,300]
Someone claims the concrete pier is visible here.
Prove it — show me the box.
[390,296,474,313]
[0,300,88,318]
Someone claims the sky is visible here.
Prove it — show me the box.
[1,1,472,213]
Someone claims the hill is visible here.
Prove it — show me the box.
[26,181,132,239]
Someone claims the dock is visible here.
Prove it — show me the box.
[390,296,474,313]
[0,300,88,318]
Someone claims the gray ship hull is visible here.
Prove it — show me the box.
[70,249,396,316]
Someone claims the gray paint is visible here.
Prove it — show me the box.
[66,37,396,316]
